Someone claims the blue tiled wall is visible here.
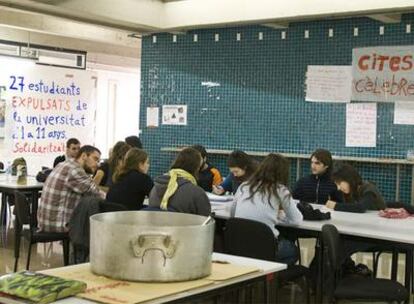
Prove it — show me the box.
[141,14,414,203]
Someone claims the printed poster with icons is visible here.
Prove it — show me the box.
[162,105,187,125]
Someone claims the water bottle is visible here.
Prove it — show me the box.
[5,161,12,181]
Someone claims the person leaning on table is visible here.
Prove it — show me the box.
[325,163,386,213]
[325,162,387,275]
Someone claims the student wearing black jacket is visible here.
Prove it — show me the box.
[53,138,80,167]
[106,148,153,210]
[325,163,386,213]
[292,149,343,205]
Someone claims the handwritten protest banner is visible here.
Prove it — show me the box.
[0,58,96,157]
[352,45,414,102]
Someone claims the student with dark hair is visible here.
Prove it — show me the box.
[93,141,130,187]
[38,145,102,232]
[106,148,153,210]
[213,150,257,195]
[53,138,81,167]
[191,145,222,192]
[149,147,210,216]
[326,163,387,276]
[125,135,143,149]
[233,154,303,265]
[326,163,386,213]
[292,148,343,205]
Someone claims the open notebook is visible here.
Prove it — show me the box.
[206,192,234,202]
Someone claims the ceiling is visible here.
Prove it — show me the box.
[0,0,413,66]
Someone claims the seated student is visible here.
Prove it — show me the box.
[325,163,386,213]
[93,141,130,187]
[213,150,257,195]
[125,135,143,149]
[106,148,153,210]
[38,145,103,232]
[149,147,210,216]
[292,149,343,205]
[191,145,222,192]
[326,163,387,275]
[53,138,81,167]
[233,153,303,265]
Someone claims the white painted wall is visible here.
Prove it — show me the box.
[88,63,140,159]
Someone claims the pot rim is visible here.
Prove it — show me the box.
[90,210,215,228]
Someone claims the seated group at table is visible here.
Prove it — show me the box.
[35,137,387,266]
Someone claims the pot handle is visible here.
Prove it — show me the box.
[130,234,177,266]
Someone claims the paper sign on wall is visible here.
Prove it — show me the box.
[0,86,5,138]
[352,45,414,102]
[1,59,96,156]
[346,103,377,147]
[162,105,187,125]
[305,65,352,103]
[146,107,159,127]
[394,101,414,125]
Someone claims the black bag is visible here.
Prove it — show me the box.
[297,202,331,221]
[36,167,52,182]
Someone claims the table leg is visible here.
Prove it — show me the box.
[391,249,398,281]
[1,192,8,226]
[405,249,413,298]
[316,237,323,303]
[31,191,40,228]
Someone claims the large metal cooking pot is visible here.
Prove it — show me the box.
[90,211,215,282]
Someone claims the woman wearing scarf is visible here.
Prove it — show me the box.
[149,147,211,216]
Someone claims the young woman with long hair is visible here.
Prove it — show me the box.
[233,153,303,265]
[326,163,385,213]
[106,148,153,210]
[213,150,257,195]
[93,141,131,187]
[149,147,210,216]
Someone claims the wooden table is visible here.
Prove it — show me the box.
[46,252,286,304]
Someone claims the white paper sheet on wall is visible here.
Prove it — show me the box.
[346,103,377,147]
[394,102,414,125]
[305,65,352,103]
[146,107,159,127]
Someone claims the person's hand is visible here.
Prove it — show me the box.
[212,185,225,195]
[325,200,337,209]
[99,189,106,199]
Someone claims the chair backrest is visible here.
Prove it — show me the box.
[99,201,127,212]
[224,217,277,262]
[13,191,32,227]
[321,224,343,272]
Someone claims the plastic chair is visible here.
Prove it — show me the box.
[13,191,70,271]
[321,224,408,303]
[224,217,310,304]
